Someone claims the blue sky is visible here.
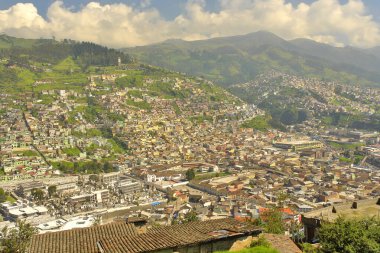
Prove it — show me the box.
[0,0,379,48]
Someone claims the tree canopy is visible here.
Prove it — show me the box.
[185,169,195,181]
[318,216,380,253]
[261,208,285,235]
[30,188,44,202]
[0,188,6,203]
[47,185,57,197]
[1,220,37,253]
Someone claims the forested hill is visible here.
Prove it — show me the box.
[0,34,132,68]
[123,31,380,87]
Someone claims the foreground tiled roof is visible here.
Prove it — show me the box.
[147,218,255,234]
[29,222,137,253]
[263,234,302,253]
[98,218,259,253]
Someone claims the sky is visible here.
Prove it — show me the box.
[0,0,379,48]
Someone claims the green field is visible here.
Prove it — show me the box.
[328,141,365,150]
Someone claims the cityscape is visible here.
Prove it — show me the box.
[0,1,380,253]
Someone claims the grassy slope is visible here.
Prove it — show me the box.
[0,35,42,49]
[125,38,380,87]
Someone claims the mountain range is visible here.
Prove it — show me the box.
[123,31,380,87]
[0,33,378,132]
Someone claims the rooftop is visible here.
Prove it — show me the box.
[29,218,259,253]
[29,222,138,253]
[98,218,260,253]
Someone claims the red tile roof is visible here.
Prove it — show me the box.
[99,218,260,253]
[29,222,137,253]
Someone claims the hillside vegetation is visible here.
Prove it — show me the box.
[0,35,132,94]
[0,34,131,68]
[124,31,380,87]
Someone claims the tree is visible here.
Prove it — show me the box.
[185,169,195,181]
[0,188,6,203]
[103,162,112,173]
[297,110,308,123]
[89,174,99,183]
[30,188,44,202]
[183,210,199,223]
[276,192,288,208]
[262,208,285,234]
[290,220,304,244]
[48,185,57,198]
[334,85,343,95]
[318,217,380,253]
[301,243,319,253]
[280,109,298,125]
[1,220,37,253]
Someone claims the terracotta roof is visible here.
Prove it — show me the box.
[263,234,302,253]
[29,222,137,253]
[98,218,260,253]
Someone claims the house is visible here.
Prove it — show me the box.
[29,218,261,253]
[102,172,119,185]
[55,182,78,196]
[98,218,261,253]
[146,174,164,182]
[118,179,141,195]
[29,222,138,253]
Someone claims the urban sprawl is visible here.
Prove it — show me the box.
[0,61,379,251]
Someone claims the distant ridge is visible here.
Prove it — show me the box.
[366,46,380,59]
[123,31,380,86]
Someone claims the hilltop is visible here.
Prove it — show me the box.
[123,31,380,86]
[0,35,134,95]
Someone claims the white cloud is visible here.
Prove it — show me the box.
[0,0,379,48]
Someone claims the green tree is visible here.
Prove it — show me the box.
[185,169,195,181]
[0,188,7,203]
[318,217,380,253]
[301,243,319,253]
[47,185,57,198]
[262,208,285,234]
[276,192,288,208]
[334,85,343,95]
[183,210,199,223]
[1,220,37,253]
[103,162,112,173]
[280,109,298,125]
[30,188,44,202]
[297,110,309,123]
[89,174,99,183]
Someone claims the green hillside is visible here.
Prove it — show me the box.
[0,36,132,67]
[0,35,238,106]
[0,34,43,49]
[0,36,134,94]
[124,31,380,87]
